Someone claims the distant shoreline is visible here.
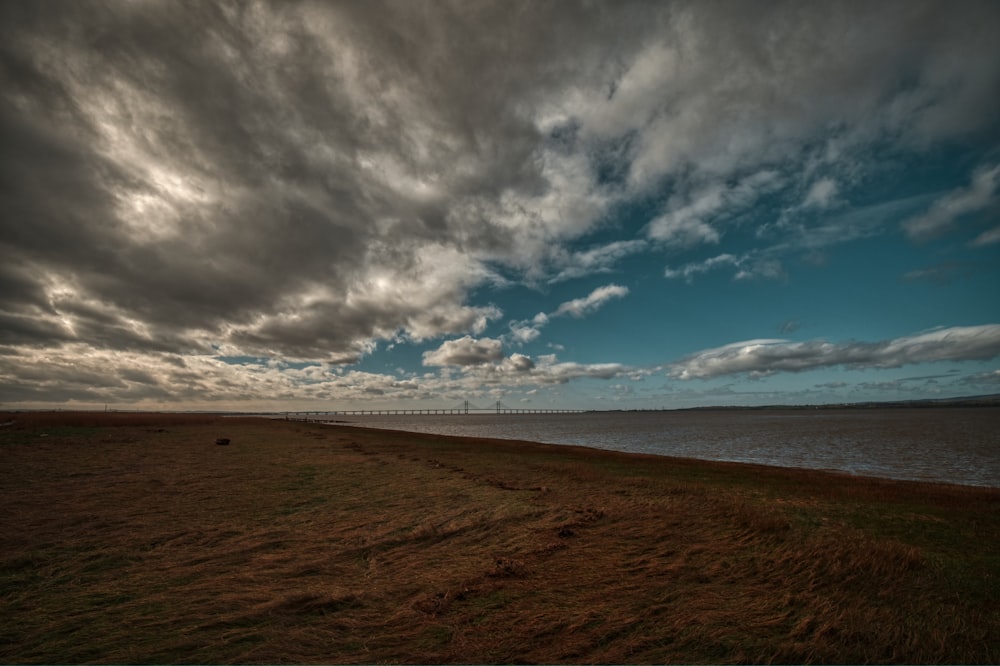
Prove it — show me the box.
[674,393,1000,411]
[4,392,999,416]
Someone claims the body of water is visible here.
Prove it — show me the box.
[328,408,1000,488]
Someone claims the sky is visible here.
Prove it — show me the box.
[2,1,1000,412]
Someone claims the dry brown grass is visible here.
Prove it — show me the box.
[1,411,998,663]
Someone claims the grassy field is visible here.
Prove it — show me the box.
[1,412,997,663]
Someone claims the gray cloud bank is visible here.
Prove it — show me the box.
[2,1,999,405]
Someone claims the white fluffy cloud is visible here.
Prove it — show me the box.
[973,226,1000,247]
[422,336,504,367]
[549,240,648,282]
[803,178,840,209]
[670,325,1000,380]
[903,164,1000,241]
[647,171,782,246]
[553,284,630,318]
[423,281,635,389]
[665,254,740,282]
[506,284,629,347]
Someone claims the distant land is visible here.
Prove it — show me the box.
[674,393,1000,411]
[2,394,999,417]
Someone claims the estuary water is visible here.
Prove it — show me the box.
[332,408,1000,488]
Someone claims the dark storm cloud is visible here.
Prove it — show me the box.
[3,1,1000,406]
[0,0,658,361]
[2,3,360,347]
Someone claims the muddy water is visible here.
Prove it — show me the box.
[337,408,1000,487]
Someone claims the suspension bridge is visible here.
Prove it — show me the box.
[284,400,587,420]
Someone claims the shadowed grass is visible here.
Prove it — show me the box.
[1,411,997,663]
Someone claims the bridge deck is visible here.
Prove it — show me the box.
[284,407,587,418]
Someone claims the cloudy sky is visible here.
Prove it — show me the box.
[2,1,999,412]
